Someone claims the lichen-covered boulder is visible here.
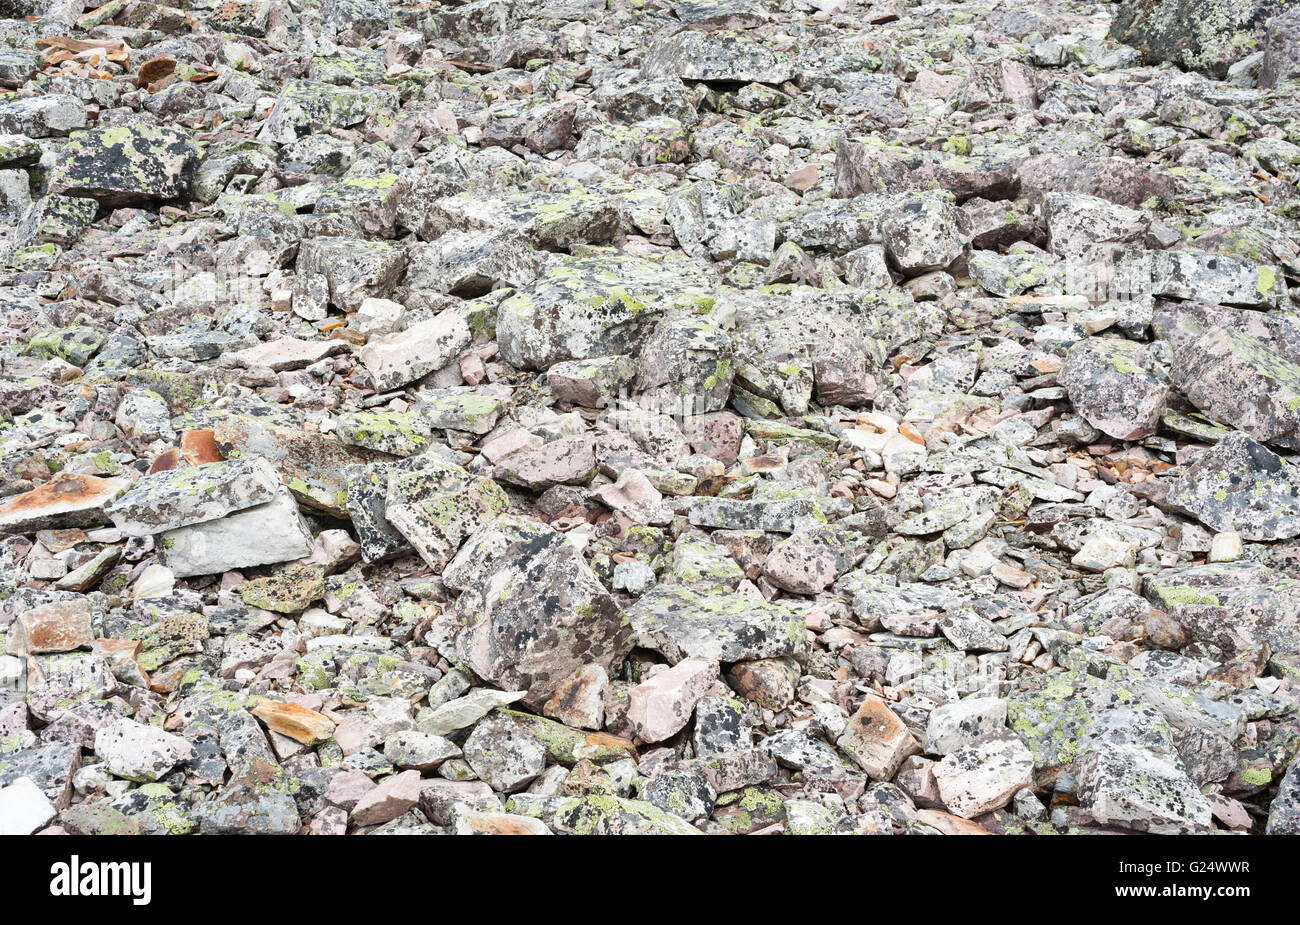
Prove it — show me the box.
[444,515,635,706]
[1109,0,1291,77]
[641,28,794,84]
[627,585,808,664]
[49,125,200,207]
[1059,337,1168,440]
[384,455,508,572]
[1166,432,1300,541]
[496,253,718,370]
[1143,561,1300,658]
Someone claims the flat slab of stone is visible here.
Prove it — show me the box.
[105,457,282,537]
[0,474,128,536]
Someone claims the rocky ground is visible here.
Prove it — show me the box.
[1,0,1300,837]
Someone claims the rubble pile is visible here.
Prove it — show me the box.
[2,0,1300,835]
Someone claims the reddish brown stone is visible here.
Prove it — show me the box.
[0,473,128,536]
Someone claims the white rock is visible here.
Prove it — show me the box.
[933,730,1034,818]
[94,718,195,783]
[159,487,314,578]
[925,697,1008,755]
[1208,531,1242,563]
[0,777,56,835]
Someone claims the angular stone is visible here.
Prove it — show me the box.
[761,525,859,595]
[0,777,56,835]
[1077,743,1212,833]
[495,435,597,491]
[1059,338,1168,441]
[0,474,128,536]
[7,599,93,656]
[496,254,716,370]
[933,730,1034,819]
[628,586,807,665]
[159,486,315,578]
[542,665,608,731]
[453,809,551,834]
[250,699,336,746]
[94,718,194,783]
[50,125,199,207]
[462,714,546,792]
[350,769,422,826]
[105,457,281,537]
[836,695,921,780]
[446,515,634,706]
[359,311,472,391]
[626,657,718,744]
[384,455,508,572]
[925,697,1008,756]
[1166,433,1300,542]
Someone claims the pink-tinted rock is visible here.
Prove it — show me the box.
[681,412,743,466]
[543,664,609,730]
[592,470,669,525]
[495,434,596,490]
[836,695,921,780]
[324,769,376,811]
[479,428,544,465]
[626,657,718,743]
[0,473,128,535]
[349,769,422,826]
[8,599,93,655]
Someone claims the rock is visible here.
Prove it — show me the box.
[384,456,508,571]
[250,700,336,746]
[462,715,546,792]
[881,195,970,275]
[94,719,195,783]
[628,586,807,664]
[1266,757,1300,834]
[1059,338,1168,441]
[837,695,922,780]
[1077,743,1212,833]
[0,95,86,137]
[762,525,859,594]
[542,665,608,730]
[359,311,472,391]
[1109,0,1289,77]
[452,809,551,835]
[1259,7,1300,87]
[1166,433,1300,541]
[7,598,93,656]
[626,657,718,743]
[159,486,315,578]
[420,689,528,737]
[105,457,282,537]
[1169,325,1300,450]
[0,777,56,835]
[495,435,597,490]
[385,731,461,771]
[933,731,1035,818]
[726,657,800,712]
[445,515,633,705]
[0,474,128,536]
[641,29,794,84]
[926,698,1008,756]
[1143,561,1300,658]
[350,769,422,826]
[49,125,199,206]
[497,254,716,370]
[547,794,703,834]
